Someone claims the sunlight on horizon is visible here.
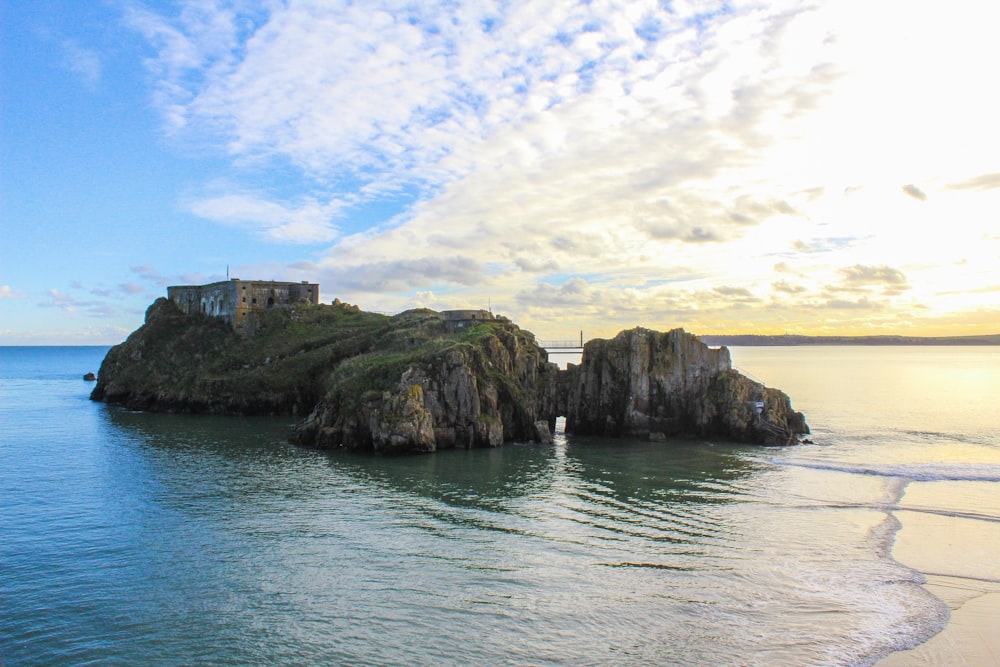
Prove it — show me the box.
[2,0,999,344]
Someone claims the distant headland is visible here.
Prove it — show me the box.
[700,333,1000,346]
[89,279,809,453]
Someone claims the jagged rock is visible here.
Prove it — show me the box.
[90,297,384,415]
[291,323,557,453]
[370,384,436,454]
[533,420,554,444]
[91,299,807,453]
[83,372,96,381]
[564,327,808,444]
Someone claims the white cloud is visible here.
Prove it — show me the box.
[144,0,804,188]
[131,0,1000,334]
[35,285,141,320]
[40,289,77,310]
[61,39,102,88]
[187,192,343,243]
[1,285,27,299]
[125,0,247,131]
[130,264,166,285]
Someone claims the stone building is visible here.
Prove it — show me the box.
[441,309,495,330]
[167,279,319,334]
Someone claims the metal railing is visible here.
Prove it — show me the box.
[538,339,584,350]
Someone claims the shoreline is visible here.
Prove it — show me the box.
[876,498,1000,666]
[877,574,1000,666]
[701,334,1000,346]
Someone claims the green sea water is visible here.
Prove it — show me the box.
[2,345,998,665]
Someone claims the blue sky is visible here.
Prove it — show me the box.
[2,0,999,344]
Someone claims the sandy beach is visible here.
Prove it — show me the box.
[877,577,1000,666]
[877,486,1000,666]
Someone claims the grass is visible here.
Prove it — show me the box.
[97,298,555,422]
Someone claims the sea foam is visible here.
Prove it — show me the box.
[771,459,1000,483]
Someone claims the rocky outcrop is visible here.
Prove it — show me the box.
[90,298,328,415]
[92,299,807,453]
[532,420,554,445]
[93,298,560,453]
[369,384,436,454]
[291,321,560,453]
[564,328,808,444]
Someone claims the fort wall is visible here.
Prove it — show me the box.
[441,309,495,330]
[167,279,319,334]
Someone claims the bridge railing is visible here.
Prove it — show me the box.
[538,340,584,349]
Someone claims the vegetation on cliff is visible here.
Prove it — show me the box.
[292,308,560,453]
[91,298,559,452]
[91,297,391,415]
[92,299,808,453]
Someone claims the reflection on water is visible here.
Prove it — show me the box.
[103,407,759,512]
[67,405,927,666]
[728,346,1000,448]
[5,346,993,665]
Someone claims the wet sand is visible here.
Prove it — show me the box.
[877,576,1000,666]
[877,491,1000,666]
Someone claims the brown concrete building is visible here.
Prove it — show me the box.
[167,279,319,334]
[441,309,495,330]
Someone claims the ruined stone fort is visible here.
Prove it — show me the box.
[167,279,496,335]
[168,279,319,334]
[441,309,495,329]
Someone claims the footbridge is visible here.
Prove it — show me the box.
[538,333,586,354]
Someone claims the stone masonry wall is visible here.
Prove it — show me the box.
[167,279,319,334]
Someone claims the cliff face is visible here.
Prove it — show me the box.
[92,301,807,452]
[565,328,808,444]
[90,297,383,415]
[92,299,559,453]
[290,316,560,454]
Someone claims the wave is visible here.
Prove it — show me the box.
[900,429,997,447]
[771,458,1000,483]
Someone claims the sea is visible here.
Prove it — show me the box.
[1,345,998,666]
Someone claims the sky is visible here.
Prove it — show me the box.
[2,0,999,345]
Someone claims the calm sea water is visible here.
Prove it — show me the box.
[2,345,998,666]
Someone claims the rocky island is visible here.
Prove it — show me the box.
[91,295,808,453]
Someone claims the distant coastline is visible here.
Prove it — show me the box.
[700,333,1000,346]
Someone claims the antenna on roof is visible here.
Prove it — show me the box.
[226,264,229,279]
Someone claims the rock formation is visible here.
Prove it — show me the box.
[91,299,807,453]
[90,298,326,415]
[291,316,560,453]
[565,328,808,444]
[91,298,560,452]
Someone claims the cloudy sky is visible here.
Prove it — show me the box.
[2,0,999,344]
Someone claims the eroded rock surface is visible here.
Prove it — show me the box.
[565,327,808,444]
[92,301,807,453]
[291,327,559,452]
